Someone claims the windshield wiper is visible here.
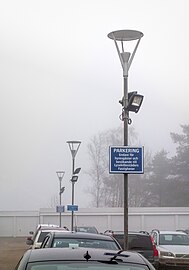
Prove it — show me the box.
[83,250,129,264]
[104,250,129,262]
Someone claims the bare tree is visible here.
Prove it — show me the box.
[87,133,106,207]
[49,194,59,208]
[87,125,143,207]
[128,149,153,207]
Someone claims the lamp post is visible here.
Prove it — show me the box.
[67,140,81,231]
[108,30,143,250]
[56,171,65,227]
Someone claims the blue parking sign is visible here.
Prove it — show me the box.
[109,146,144,174]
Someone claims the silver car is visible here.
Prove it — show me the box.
[151,229,189,269]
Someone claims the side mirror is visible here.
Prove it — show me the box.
[26,238,34,245]
[29,231,34,235]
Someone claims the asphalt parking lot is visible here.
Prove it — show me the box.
[0,237,28,270]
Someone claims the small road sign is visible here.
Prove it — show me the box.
[67,204,78,211]
[56,205,65,213]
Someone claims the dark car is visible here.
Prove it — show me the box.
[40,231,122,250]
[14,247,156,270]
[104,230,158,268]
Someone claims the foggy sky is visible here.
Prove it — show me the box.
[0,0,189,211]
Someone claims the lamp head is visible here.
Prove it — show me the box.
[67,141,81,158]
[108,30,143,41]
[56,171,65,181]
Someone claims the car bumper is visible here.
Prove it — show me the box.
[159,257,189,268]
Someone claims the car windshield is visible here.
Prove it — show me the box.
[27,262,149,270]
[52,238,120,250]
[159,234,189,245]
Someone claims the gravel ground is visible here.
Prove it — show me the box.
[0,237,28,270]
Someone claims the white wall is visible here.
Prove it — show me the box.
[0,207,189,236]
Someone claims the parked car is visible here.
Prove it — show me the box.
[73,225,98,234]
[40,231,122,250]
[150,229,189,269]
[26,226,69,249]
[14,247,156,270]
[28,223,62,239]
[104,230,158,268]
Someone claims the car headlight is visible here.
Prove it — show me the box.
[160,251,175,257]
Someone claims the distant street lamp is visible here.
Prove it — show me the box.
[56,171,65,227]
[108,29,144,250]
[67,141,81,231]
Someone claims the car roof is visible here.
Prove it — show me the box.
[74,226,97,228]
[105,231,150,236]
[48,231,116,240]
[25,247,146,264]
[37,224,59,228]
[38,228,68,232]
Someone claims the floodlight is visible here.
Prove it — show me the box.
[71,175,78,182]
[127,92,144,113]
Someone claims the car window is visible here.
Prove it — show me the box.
[52,238,120,250]
[128,235,152,250]
[159,234,189,245]
[75,227,98,234]
[26,262,150,270]
[42,235,51,248]
[37,232,51,243]
[112,234,153,251]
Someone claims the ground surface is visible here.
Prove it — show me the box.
[0,237,28,270]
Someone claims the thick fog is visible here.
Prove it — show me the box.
[0,0,189,210]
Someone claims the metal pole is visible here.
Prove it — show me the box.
[123,76,129,250]
[107,29,143,251]
[59,179,62,227]
[71,157,75,231]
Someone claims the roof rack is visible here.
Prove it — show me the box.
[139,230,149,235]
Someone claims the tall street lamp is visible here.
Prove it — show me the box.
[56,171,65,227]
[67,140,81,231]
[108,29,144,250]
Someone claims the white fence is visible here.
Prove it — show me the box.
[0,207,189,237]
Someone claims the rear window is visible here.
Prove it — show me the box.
[27,261,149,270]
[128,235,152,250]
[52,238,120,250]
[113,234,152,250]
[75,227,98,234]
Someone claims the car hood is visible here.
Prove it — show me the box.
[158,245,189,253]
